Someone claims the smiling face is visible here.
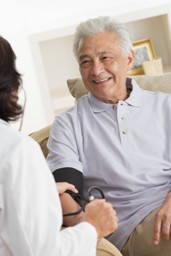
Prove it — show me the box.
[78,31,135,103]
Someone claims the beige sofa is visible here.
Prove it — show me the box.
[30,73,171,256]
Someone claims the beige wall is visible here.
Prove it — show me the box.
[1,0,171,133]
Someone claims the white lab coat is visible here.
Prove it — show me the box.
[0,119,97,256]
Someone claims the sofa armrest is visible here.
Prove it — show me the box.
[97,238,122,256]
[29,125,51,158]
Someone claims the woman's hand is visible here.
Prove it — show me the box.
[56,182,78,195]
[84,199,118,239]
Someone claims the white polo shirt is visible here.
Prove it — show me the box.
[47,78,171,250]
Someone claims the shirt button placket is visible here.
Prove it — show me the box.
[118,102,128,146]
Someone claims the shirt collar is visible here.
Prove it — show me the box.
[88,77,142,113]
[125,77,142,107]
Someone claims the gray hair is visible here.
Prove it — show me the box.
[73,16,133,59]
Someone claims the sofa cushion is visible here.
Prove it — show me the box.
[133,73,171,92]
[67,78,88,99]
[67,73,171,99]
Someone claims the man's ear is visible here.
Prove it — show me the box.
[127,49,135,70]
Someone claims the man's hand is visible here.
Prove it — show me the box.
[153,191,171,245]
[56,182,78,195]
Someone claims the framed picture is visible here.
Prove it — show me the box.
[128,38,156,76]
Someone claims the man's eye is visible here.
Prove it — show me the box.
[80,60,91,67]
[102,56,112,61]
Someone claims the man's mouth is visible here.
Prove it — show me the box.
[93,77,111,84]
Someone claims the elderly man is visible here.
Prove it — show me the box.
[47,16,171,256]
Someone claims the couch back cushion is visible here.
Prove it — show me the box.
[67,73,171,99]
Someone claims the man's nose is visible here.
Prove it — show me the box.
[91,60,104,76]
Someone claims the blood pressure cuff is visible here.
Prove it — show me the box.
[53,167,83,198]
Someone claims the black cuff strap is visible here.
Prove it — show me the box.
[53,167,83,197]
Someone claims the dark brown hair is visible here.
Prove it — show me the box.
[0,36,23,122]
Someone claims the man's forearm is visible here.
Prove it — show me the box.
[60,193,85,226]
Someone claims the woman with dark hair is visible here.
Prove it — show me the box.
[0,36,22,122]
[0,36,118,256]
